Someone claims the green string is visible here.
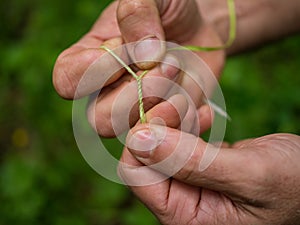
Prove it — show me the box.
[99,45,148,123]
[100,0,236,123]
[136,70,148,123]
[173,0,236,52]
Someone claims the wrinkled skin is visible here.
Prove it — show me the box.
[52,0,224,137]
[120,98,300,225]
[52,1,300,225]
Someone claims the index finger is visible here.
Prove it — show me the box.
[52,2,123,99]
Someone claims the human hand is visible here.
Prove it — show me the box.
[52,0,225,137]
[119,99,300,225]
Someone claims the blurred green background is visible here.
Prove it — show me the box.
[0,0,299,224]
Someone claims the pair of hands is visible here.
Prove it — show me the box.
[53,0,300,224]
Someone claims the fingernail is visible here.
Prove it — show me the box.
[127,129,158,158]
[134,36,164,69]
[160,54,180,80]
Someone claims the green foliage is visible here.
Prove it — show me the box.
[221,36,300,141]
[0,0,299,224]
[0,0,158,224]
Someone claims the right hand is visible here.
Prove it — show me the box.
[53,0,224,137]
[119,96,300,225]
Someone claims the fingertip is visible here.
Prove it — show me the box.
[126,126,158,158]
[168,94,189,112]
[198,104,214,134]
[180,105,198,134]
[52,53,77,100]
[53,48,106,99]
[133,36,166,70]
[144,94,189,129]
[160,53,180,80]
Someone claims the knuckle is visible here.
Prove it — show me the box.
[250,157,274,188]
[176,148,200,182]
[176,165,195,182]
[261,164,276,186]
[117,0,152,25]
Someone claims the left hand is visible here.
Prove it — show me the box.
[53,0,224,137]
[119,98,300,225]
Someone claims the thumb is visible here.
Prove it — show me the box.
[126,124,266,194]
[117,0,166,69]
